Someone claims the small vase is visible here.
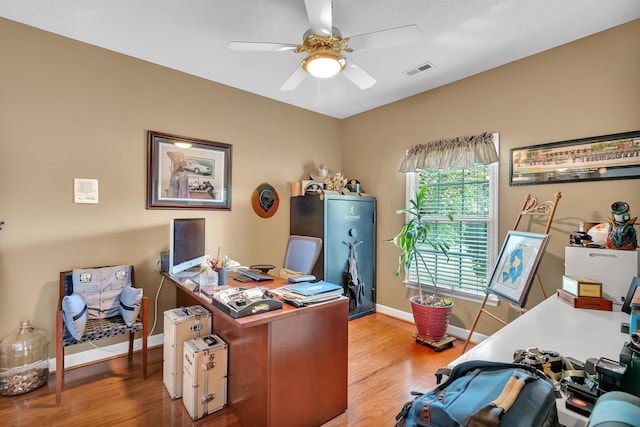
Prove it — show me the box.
[216,268,228,286]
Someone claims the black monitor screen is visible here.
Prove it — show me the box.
[171,218,205,272]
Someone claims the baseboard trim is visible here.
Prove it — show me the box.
[375,304,488,344]
[51,306,487,372]
[50,333,164,373]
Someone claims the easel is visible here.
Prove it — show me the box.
[461,191,561,354]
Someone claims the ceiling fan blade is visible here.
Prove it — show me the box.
[280,67,308,91]
[304,0,332,36]
[342,62,376,90]
[228,41,298,52]
[347,24,420,51]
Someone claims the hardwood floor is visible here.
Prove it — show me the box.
[0,313,468,426]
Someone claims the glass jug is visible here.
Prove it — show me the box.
[0,320,49,396]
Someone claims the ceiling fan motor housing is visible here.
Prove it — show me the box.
[298,28,349,78]
[297,28,352,54]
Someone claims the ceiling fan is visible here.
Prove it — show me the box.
[228,0,420,91]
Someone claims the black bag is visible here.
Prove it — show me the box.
[344,241,365,310]
[395,360,560,427]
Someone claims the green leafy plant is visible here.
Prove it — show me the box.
[386,182,452,306]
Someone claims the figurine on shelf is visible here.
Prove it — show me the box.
[325,172,348,192]
[607,201,637,250]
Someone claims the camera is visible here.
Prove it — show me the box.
[569,231,592,246]
[513,348,564,374]
[619,342,640,397]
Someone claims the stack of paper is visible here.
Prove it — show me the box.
[274,281,344,306]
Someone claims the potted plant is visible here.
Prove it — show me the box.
[386,182,454,341]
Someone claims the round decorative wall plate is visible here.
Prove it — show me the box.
[251,183,279,218]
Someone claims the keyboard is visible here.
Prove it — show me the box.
[238,269,274,282]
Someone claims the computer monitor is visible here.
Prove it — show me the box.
[169,218,206,276]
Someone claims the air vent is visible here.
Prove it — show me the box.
[403,62,435,76]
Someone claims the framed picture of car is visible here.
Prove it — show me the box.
[147,130,232,210]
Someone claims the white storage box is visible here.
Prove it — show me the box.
[183,334,228,420]
[565,247,640,309]
[163,305,211,399]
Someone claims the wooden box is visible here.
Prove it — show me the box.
[557,289,613,311]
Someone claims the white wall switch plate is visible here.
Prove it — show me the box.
[74,178,99,204]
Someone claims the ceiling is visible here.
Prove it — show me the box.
[2,1,639,119]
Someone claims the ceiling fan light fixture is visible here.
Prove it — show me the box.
[302,51,345,78]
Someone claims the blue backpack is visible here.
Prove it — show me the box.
[395,360,560,427]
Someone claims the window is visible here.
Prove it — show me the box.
[404,136,499,303]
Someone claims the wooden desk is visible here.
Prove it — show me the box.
[163,273,349,427]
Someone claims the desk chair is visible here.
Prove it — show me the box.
[283,235,322,275]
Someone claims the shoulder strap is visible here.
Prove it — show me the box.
[442,360,540,385]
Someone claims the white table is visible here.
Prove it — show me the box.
[451,295,630,427]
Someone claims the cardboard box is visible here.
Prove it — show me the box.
[557,289,613,311]
[562,275,602,297]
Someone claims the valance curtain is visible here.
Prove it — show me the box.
[399,132,499,172]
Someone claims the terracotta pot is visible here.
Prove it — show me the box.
[410,295,453,340]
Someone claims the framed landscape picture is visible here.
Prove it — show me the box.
[510,130,640,186]
[147,131,232,210]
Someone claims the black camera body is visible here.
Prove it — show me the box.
[619,342,640,397]
[513,348,564,373]
[569,231,592,246]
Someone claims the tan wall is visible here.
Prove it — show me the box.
[342,19,640,336]
[0,18,341,352]
[1,17,639,352]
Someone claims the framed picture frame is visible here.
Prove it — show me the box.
[487,231,551,308]
[509,130,640,186]
[622,276,640,314]
[147,131,232,210]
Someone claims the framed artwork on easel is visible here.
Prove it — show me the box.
[486,231,551,308]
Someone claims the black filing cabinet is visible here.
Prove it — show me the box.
[290,194,376,320]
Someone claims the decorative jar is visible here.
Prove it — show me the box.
[0,320,49,396]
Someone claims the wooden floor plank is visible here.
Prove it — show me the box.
[0,313,468,426]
